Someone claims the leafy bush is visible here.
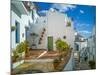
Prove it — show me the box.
[12,41,29,62]
[24,41,30,54]
[16,42,25,53]
[13,50,19,58]
[16,41,29,53]
[55,38,69,52]
[12,50,19,62]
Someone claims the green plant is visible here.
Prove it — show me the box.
[24,41,29,52]
[67,21,71,27]
[23,41,30,57]
[16,42,25,53]
[11,26,16,31]
[88,60,96,69]
[55,38,70,60]
[12,50,19,62]
[12,41,29,62]
[13,50,19,57]
[55,38,69,52]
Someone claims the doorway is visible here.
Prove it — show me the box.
[48,36,53,50]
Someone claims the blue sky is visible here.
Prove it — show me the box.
[34,2,96,38]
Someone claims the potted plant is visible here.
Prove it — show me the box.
[55,38,69,59]
[16,42,25,58]
[53,58,60,69]
[67,21,71,27]
[12,50,19,63]
[11,26,16,31]
[24,41,30,57]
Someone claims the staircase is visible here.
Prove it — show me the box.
[29,25,46,49]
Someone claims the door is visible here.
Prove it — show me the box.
[15,21,20,43]
[48,36,53,50]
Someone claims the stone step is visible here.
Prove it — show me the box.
[25,59,54,63]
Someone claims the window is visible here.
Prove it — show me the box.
[15,21,20,43]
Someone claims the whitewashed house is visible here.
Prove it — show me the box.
[87,26,96,61]
[11,1,36,50]
[28,8,75,70]
[74,32,88,63]
[11,1,37,68]
[47,8,75,51]
[29,8,75,51]
[46,8,75,70]
[74,33,87,51]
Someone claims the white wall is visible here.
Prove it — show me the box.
[80,41,87,50]
[47,9,75,50]
[11,11,31,50]
[75,41,87,51]
[88,37,96,60]
[11,10,21,49]
[66,18,75,49]
[28,16,48,49]
[87,26,96,61]
[87,38,94,60]
[28,9,75,50]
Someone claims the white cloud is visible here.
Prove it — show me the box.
[75,22,90,28]
[51,4,76,13]
[80,10,84,14]
[78,30,91,34]
[39,10,48,13]
[78,30,91,38]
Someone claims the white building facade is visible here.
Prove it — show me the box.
[29,8,75,51]
[87,26,96,61]
[11,1,36,68]
[28,8,75,70]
